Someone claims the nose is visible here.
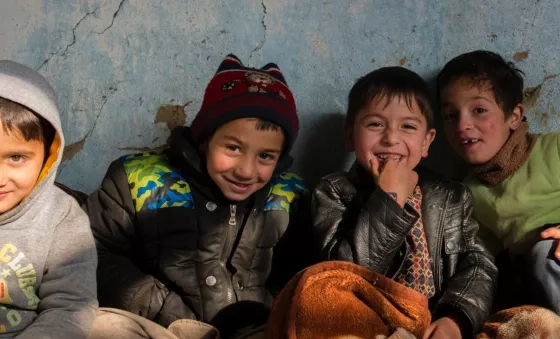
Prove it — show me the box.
[381,126,400,146]
[456,113,474,132]
[233,155,256,181]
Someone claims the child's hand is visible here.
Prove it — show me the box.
[540,226,560,259]
[422,317,462,339]
[369,156,418,208]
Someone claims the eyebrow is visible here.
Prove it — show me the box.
[402,116,423,124]
[362,113,423,123]
[471,95,495,103]
[442,95,494,107]
[261,148,282,154]
[361,113,385,120]
[223,135,244,144]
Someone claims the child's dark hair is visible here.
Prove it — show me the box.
[347,67,434,128]
[436,50,524,118]
[254,119,281,132]
[0,98,55,152]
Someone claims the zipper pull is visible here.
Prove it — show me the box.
[229,205,237,226]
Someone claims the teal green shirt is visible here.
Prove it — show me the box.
[466,132,560,253]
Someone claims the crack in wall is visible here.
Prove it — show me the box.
[92,0,127,35]
[61,94,109,165]
[37,8,98,71]
[249,0,268,61]
[520,0,539,49]
[37,0,128,72]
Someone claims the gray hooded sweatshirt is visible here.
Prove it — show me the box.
[0,61,97,338]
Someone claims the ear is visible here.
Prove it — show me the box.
[421,128,437,158]
[344,124,355,152]
[509,104,524,130]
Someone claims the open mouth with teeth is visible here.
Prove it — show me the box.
[224,177,254,193]
[461,139,480,146]
[375,153,404,162]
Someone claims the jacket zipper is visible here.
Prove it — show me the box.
[229,205,237,226]
[220,204,237,304]
[433,193,449,293]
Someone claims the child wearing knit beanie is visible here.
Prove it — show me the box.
[86,54,312,338]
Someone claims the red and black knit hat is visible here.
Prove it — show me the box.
[190,54,298,151]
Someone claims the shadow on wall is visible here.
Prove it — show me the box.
[298,113,351,187]
[421,74,468,181]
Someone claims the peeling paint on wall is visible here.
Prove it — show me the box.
[544,74,558,82]
[487,33,498,41]
[513,51,529,62]
[536,111,549,127]
[154,102,191,131]
[523,74,559,110]
[62,138,86,162]
[523,85,542,109]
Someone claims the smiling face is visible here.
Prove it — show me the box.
[0,124,45,214]
[347,94,436,172]
[440,77,522,164]
[205,118,285,201]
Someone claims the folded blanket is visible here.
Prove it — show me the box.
[265,261,431,339]
[476,305,560,338]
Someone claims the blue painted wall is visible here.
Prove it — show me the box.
[1,0,559,193]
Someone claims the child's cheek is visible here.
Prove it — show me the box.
[213,155,233,173]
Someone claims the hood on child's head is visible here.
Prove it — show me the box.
[0,60,64,216]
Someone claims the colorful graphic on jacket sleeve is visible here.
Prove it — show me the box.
[121,152,194,212]
[0,244,40,333]
[264,172,306,213]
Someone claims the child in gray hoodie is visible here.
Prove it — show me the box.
[0,61,97,338]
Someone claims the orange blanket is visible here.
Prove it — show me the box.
[265,261,431,339]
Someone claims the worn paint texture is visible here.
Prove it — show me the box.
[1,0,559,193]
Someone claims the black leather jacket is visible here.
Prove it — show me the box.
[312,163,497,336]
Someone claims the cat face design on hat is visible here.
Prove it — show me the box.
[245,72,287,99]
[221,71,288,101]
[245,71,274,86]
